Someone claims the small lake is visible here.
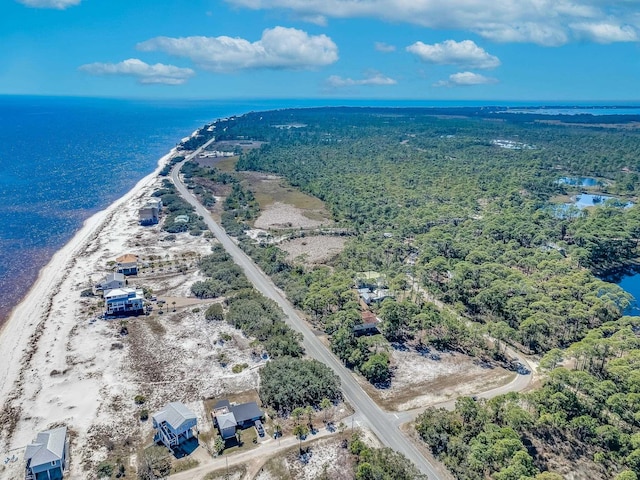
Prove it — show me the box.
[608,273,640,317]
[557,177,600,187]
[572,194,633,209]
[549,194,634,218]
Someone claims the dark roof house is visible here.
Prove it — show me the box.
[213,400,264,439]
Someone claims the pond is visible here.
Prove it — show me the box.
[557,177,600,187]
[607,272,640,317]
[549,194,634,218]
[573,193,633,209]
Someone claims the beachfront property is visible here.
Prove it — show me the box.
[138,198,162,225]
[103,287,144,316]
[24,426,68,480]
[212,400,264,440]
[115,253,138,276]
[152,402,198,452]
[95,272,125,293]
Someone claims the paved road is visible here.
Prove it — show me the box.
[169,147,533,479]
[170,153,447,479]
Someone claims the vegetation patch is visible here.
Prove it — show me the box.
[259,357,341,414]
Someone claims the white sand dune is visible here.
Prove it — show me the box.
[0,149,176,477]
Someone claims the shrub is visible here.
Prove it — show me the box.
[231,363,249,373]
[134,395,146,405]
[140,409,149,421]
[232,363,249,374]
[205,303,224,321]
[96,461,113,478]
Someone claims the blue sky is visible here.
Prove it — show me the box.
[2,0,640,101]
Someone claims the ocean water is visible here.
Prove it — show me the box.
[0,96,278,324]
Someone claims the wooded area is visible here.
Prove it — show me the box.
[184,107,640,478]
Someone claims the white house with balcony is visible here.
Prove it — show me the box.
[152,402,198,453]
[104,288,144,316]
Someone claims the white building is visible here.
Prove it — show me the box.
[104,287,144,315]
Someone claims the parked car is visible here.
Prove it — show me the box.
[255,419,265,437]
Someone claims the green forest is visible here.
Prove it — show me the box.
[184,107,640,478]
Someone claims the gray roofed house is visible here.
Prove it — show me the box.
[139,205,159,225]
[95,272,125,294]
[152,402,198,452]
[25,426,68,480]
[212,400,264,441]
[216,412,237,439]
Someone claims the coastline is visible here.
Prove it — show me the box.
[0,146,177,407]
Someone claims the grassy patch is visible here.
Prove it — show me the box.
[239,172,327,211]
[171,457,199,474]
[215,156,239,172]
[203,464,246,480]
[145,317,166,336]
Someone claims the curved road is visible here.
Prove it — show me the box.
[170,144,532,479]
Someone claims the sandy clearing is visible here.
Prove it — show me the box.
[278,236,347,265]
[362,347,514,411]
[254,203,326,230]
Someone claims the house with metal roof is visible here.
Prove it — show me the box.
[152,402,198,452]
[212,400,264,440]
[24,426,68,480]
[215,412,237,440]
[95,272,126,294]
[104,288,144,316]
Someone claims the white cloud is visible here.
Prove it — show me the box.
[17,0,80,8]
[433,71,498,87]
[571,22,638,43]
[406,40,500,69]
[224,0,640,46]
[374,42,396,53]
[326,72,397,88]
[296,14,328,26]
[79,59,195,85]
[137,27,338,72]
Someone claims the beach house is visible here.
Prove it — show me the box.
[115,253,138,276]
[138,197,163,225]
[212,400,264,440]
[104,287,144,315]
[24,426,68,480]
[152,402,198,452]
[95,272,125,293]
[138,205,159,225]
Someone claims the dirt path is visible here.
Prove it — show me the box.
[169,420,346,480]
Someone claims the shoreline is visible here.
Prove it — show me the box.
[0,145,178,406]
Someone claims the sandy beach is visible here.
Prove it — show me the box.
[0,132,264,479]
